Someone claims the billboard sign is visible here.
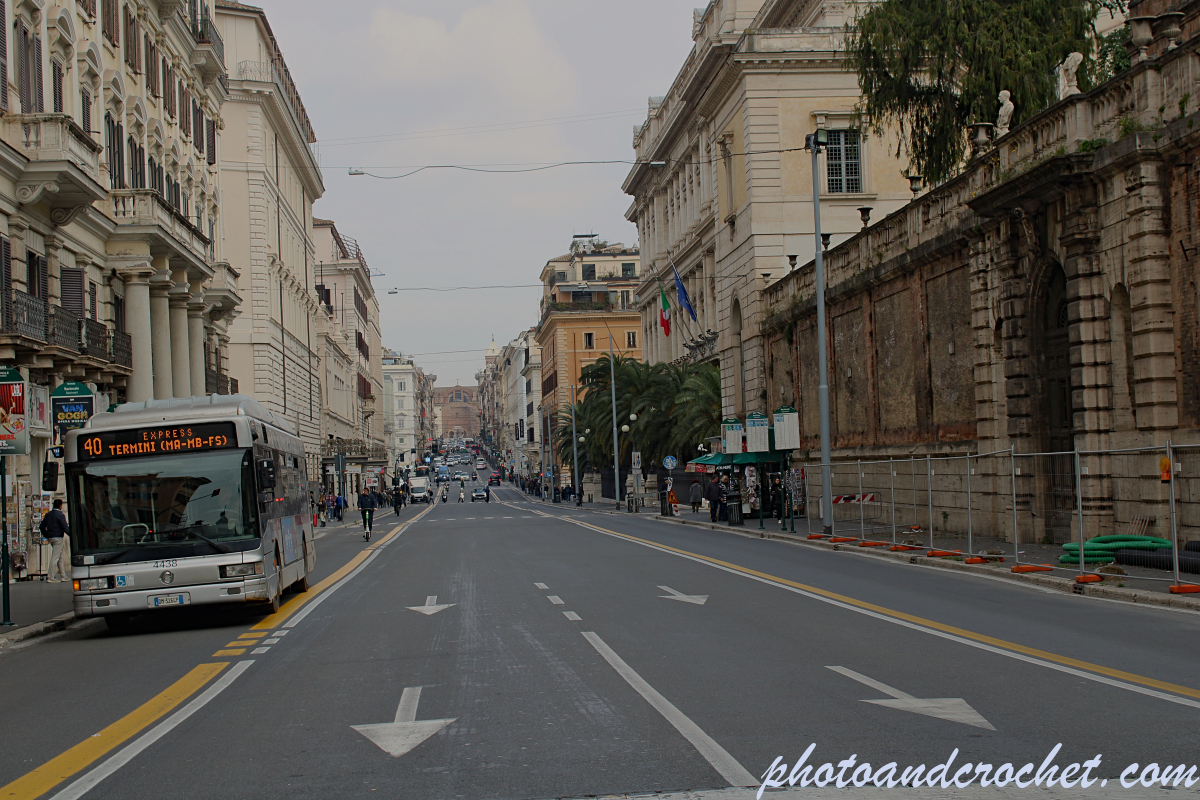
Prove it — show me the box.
[0,367,28,455]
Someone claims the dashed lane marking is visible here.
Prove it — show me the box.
[547,596,564,605]
[534,583,548,590]
[563,611,581,621]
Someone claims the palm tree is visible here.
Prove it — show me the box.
[668,362,721,459]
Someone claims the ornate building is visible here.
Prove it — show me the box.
[432,385,479,441]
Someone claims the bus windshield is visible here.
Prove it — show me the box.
[67,448,260,560]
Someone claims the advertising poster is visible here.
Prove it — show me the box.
[51,382,94,444]
[28,385,49,431]
[0,368,28,455]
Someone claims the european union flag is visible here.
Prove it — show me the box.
[672,263,698,323]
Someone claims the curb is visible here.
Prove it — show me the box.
[583,507,1200,613]
[0,611,79,649]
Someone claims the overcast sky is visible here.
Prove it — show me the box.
[263,0,700,385]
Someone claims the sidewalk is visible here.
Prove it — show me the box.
[1,578,74,629]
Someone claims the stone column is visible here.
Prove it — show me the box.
[188,286,207,397]
[118,266,156,402]
[149,265,174,400]
[169,271,191,398]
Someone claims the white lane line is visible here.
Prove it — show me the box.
[503,516,513,518]
[582,632,756,787]
[547,595,565,605]
[272,630,289,636]
[283,509,433,630]
[535,583,549,590]
[49,660,255,800]
[561,517,1200,711]
[563,611,581,621]
[251,647,270,654]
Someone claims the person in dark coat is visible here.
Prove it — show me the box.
[703,476,722,522]
[41,499,70,582]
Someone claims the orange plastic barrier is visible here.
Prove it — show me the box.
[807,534,828,540]
[1074,574,1103,583]
[858,541,889,547]
[927,550,961,557]
[890,545,923,551]
[1168,584,1200,594]
[829,537,858,543]
[964,556,988,564]
[1011,564,1054,573]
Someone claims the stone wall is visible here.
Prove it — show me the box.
[762,15,1200,543]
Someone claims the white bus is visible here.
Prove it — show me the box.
[65,395,316,630]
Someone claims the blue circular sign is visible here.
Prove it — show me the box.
[663,456,678,469]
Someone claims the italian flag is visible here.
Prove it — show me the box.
[659,283,671,337]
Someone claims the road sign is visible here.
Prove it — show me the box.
[632,451,642,469]
[663,455,677,469]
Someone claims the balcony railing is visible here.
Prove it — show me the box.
[47,305,80,351]
[205,367,232,395]
[110,330,132,368]
[81,318,109,361]
[109,189,210,258]
[192,12,224,68]
[2,290,47,341]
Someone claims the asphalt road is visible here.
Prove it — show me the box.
[1,477,1197,800]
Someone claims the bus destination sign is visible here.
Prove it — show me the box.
[77,422,238,461]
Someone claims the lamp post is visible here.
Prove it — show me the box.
[807,128,834,534]
[609,334,621,509]
[570,385,581,506]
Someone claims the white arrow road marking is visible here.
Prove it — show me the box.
[658,585,708,605]
[407,595,456,615]
[827,666,995,730]
[352,686,457,757]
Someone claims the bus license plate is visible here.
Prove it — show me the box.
[150,593,189,608]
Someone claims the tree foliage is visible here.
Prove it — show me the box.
[550,358,721,474]
[847,0,1124,184]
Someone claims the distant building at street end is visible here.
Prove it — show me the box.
[433,385,480,441]
[382,349,435,469]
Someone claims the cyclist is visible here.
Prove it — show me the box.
[359,489,377,541]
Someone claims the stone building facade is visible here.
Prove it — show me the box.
[623,0,912,413]
[0,0,239,507]
[433,385,479,441]
[382,349,433,468]
[761,2,1200,543]
[218,0,323,472]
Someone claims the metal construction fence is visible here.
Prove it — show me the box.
[785,442,1199,589]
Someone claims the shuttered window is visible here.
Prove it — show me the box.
[113,294,125,332]
[32,33,42,112]
[16,19,29,113]
[193,102,203,155]
[60,267,85,316]
[163,60,175,117]
[180,88,190,137]
[206,117,216,165]
[144,35,157,96]
[89,282,98,320]
[105,112,125,189]
[80,0,96,18]
[51,59,63,113]
[80,89,91,134]
[0,1,8,112]
[102,0,119,47]
[0,238,11,328]
[127,136,144,188]
[27,251,47,300]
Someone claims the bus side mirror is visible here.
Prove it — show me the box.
[258,459,276,490]
[42,461,59,492]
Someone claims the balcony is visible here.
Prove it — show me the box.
[110,331,132,369]
[46,305,81,353]
[182,9,225,81]
[108,189,212,273]
[539,299,612,324]
[81,318,109,362]
[3,290,47,342]
[7,114,107,222]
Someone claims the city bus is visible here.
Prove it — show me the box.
[65,395,316,630]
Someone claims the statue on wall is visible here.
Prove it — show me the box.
[1057,52,1084,99]
[996,90,1014,136]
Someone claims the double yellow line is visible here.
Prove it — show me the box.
[2,506,432,800]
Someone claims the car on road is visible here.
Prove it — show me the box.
[470,487,488,501]
[475,461,487,470]
[488,473,501,486]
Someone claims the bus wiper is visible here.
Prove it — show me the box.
[162,523,233,553]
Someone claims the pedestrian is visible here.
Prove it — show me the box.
[358,489,377,540]
[39,499,69,582]
[704,475,721,522]
[689,479,703,513]
[771,478,783,519]
[718,476,730,521]
[485,485,491,503]
[336,492,346,521]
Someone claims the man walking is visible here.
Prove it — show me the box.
[336,492,346,522]
[40,499,70,582]
[718,475,730,522]
[689,479,703,514]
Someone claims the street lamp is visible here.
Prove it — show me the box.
[806,127,834,534]
[621,424,630,433]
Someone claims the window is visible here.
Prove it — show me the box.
[16,19,44,114]
[582,264,596,281]
[620,290,630,310]
[206,117,216,165]
[555,271,566,282]
[113,294,125,332]
[180,88,190,137]
[0,4,7,112]
[825,130,862,194]
[397,381,405,391]
[622,262,636,278]
[626,331,637,349]
[571,291,591,303]
[89,282,98,320]
[122,6,140,73]
[51,59,63,112]
[79,0,96,17]
[163,60,176,118]
[127,136,145,188]
[26,250,47,300]
[193,101,204,155]
[583,332,594,350]
[61,267,85,316]
[79,89,91,135]
[525,378,531,394]
[102,0,119,47]
[105,112,125,189]
[144,35,158,97]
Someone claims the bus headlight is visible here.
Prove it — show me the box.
[74,577,112,591]
[220,563,264,578]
